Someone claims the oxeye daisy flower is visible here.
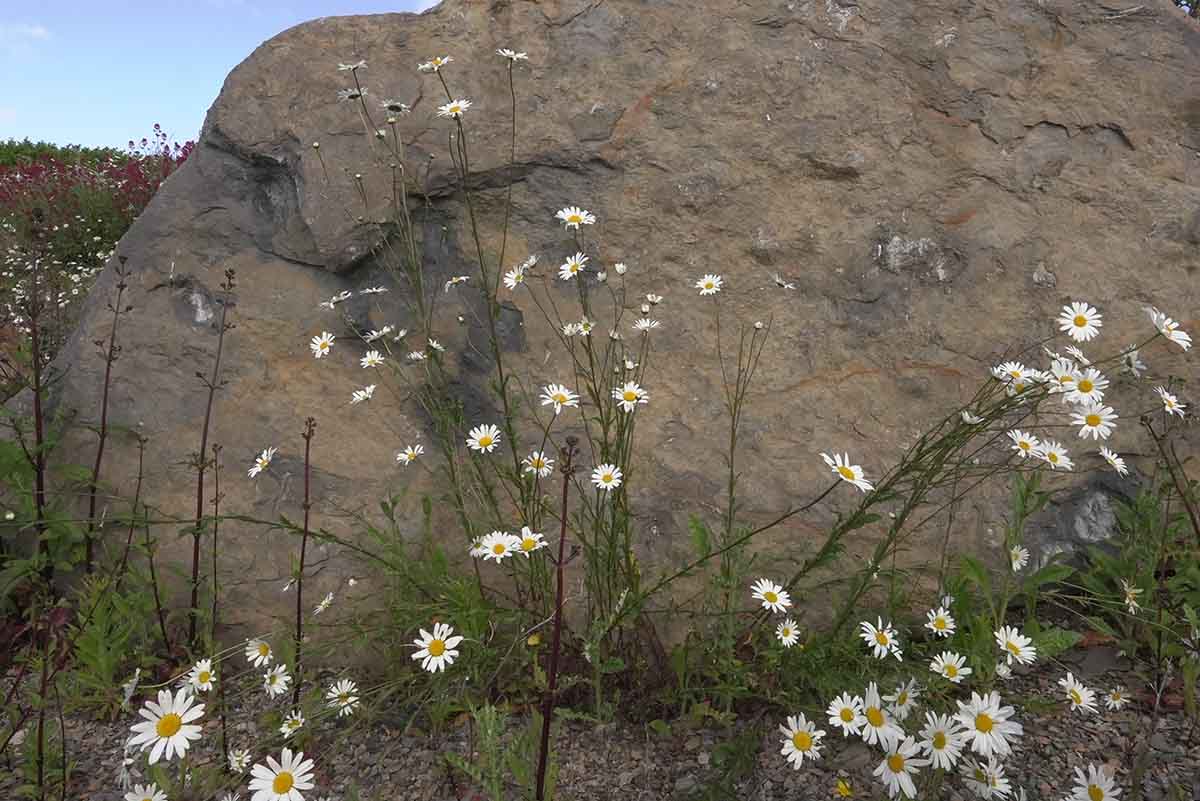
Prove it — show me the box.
[1065,344,1092,365]
[827,693,865,737]
[310,331,335,359]
[919,712,964,771]
[993,361,1030,384]
[874,735,928,799]
[279,710,305,738]
[380,99,410,114]
[591,463,623,491]
[961,757,1011,800]
[751,578,792,614]
[326,679,361,716]
[560,322,580,338]
[1067,367,1109,405]
[125,783,167,801]
[443,275,469,293]
[1037,439,1073,470]
[540,383,579,414]
[931,651,971,683]
[578,318,595,335]
[363,326,393,343]
[503,266,526,289]
[1145,305,1192,351]
[1071,402,1117,440]
[633,318,660,332]
[1059,301,1102,342]
[478,530,519,562]
[555,206,596,229]
[861,682,904,751]
[925,606,956,637]
[1121,346,1147,377]
[821,452,874,492]
[1121,579,1142,615]
[360,350,385,368]
[337,59,366,71]
[412,622,463,673]
[646,293,663,304]
[1047,358,1077,393]
[884,680,920,721]
[1010,546,1029,572]
[466,424,502,453]
[612,381,649,412]
[396,444,424,465]
[313,592,333,615]
[497,48,528,61]
[437,98,471,118]
[558,252,588,280]
[408,350,427,361]
[776,618,800,648]
[128,688,204,764]
[248,748,315,801]
[188,658,216,692]
[248,447,277,479]
[1099,447,1128,476]
[1068,763,1121,801]
[350,385,375,405]
[1007,429,1039,458]
[337,87,367,102]
[1060,672,1098,714]
[995,625,1036,665]
[468,538,488,559]
[229,748,252,773]
[418,55,452,72]
[859,617,902,660]
[955,690,1023,758]
[1155,386,1186,417]
[695,274,722,295]
[523,450,554,477]
[960,410,984,424]
[246,638,274,667]
[1104,686,1129,711]
[517,526,547,555]
[779,713,825,769]
[995,662,1013,680]
[263,666,291,697]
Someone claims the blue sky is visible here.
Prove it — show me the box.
[0,1,437,149]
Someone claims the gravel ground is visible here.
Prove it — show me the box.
[3,646,1198,801]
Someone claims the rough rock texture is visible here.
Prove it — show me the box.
[35,0,1200,628]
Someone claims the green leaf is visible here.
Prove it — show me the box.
[1033,627,1081,660]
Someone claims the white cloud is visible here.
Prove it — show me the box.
[0,23,51,58]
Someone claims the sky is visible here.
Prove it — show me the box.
[0,1,439,149]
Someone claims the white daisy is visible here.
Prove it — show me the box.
[751,578,792,614]
[1121,579,1142,615]
[1145,305,1192,351]
[861,682,904,751]
[249,446,277,478]
[994,361,1031,384]
[995,662,1013,680]
[1067,764,1121,801]
[695,274,723,295]
[279,709,305,738]
[554,206,596,229]
[577,317,595,336]
[310,331,335,359]
[925,606,956,637]
[558,252,588,281]
[591,463,623,491]
[478,531,520,563]
[1007,429,1040,458]
[380,98,411,114]
[418,55,453,72]
[337,60,366,71]
[821,452,874,492]
[1104,686,1129,711]
[995,625,1037,665]
[187,658,216,692]
[1097,447,1127,476]
[646,293,663,304]
[614,262,628,275]
[859,617,902,660]
[396,444,424,465]
[826,692,865,737]
[874,735,928,799]
[1010,545,1029,572]
[884,680,920,721]
[443,275,469,293]
[930,651,971,683]
[337,87,366,102]
[1155,386,1186,418]
[612,381,649,412]
[248,748,315,801]
[540,383,580,414]
[1059,301,1102,342]
[1070,402,1117,440]
[517,526,547,556]
[1066,367,1109,405]
[503,266,526,289]
[363,325,393,343]
[961,757,1012,800]
[1121,346,1147,377]
[245,638,274,667]
[779,713,825,769]
[1037,439,1073,471]
[776,618,800,648]
[229,748,252,773]
[633,318,660,332]
[1047,358,1078,394]
[919,712,964,771]
[496,48,528,61]
[407,350,427,361]
[125,784,167,801]
[955,690,1023,758]
[360,350,385,368]
[359,285,387,294]
[1065,344,1092,365]
[263,665,291,698]
[436,98,471,118]
[523,450,555,478]
[1060,672,1098,714]
[326,679,361,717]
[313,592,333,615]
[411,622,463,673]
[961,410,985,424]
[128,688,204,764]
[466,424,502,453]
[350,385,376,405]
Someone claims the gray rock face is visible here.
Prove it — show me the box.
[30,1,1200,627]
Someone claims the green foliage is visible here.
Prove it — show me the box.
[0,138,128,168]
[444,704,557,801]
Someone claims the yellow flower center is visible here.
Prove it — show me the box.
[155,713,182,738]
[522,538,537,551]
[198,671,211,684]
[258,643,270,657]
[1070,689,1083,705]
[1019,441,1030,451]
[782,627,792,637]
[896,692,908,705]
[1074,314,1087,327]
[840,708,855,722]
[492,543,506,555]
[838,466,856,481]
[933,731,947,749]
[1048,452,1059,463]
[866,707,884,727]
[478,436,493,447]
[1085,414,1101,427]
[974,713,994,733]
[887,754,905,773]
[763,591,778,604]
[934,618,946,629]
[568,214,582,224]
[623,390,637,402]
[602,473,613,483]
[273,772,295,794]
[945,665,958,678]
[339,693,349,703]
[554,393,567,403]
[1078,378,1094,393]
[792,731,813,751]
[428,639,446,657]
[1089,785,1104,801]
[874,631,889,646]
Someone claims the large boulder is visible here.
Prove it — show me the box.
[36,0,1200,629]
